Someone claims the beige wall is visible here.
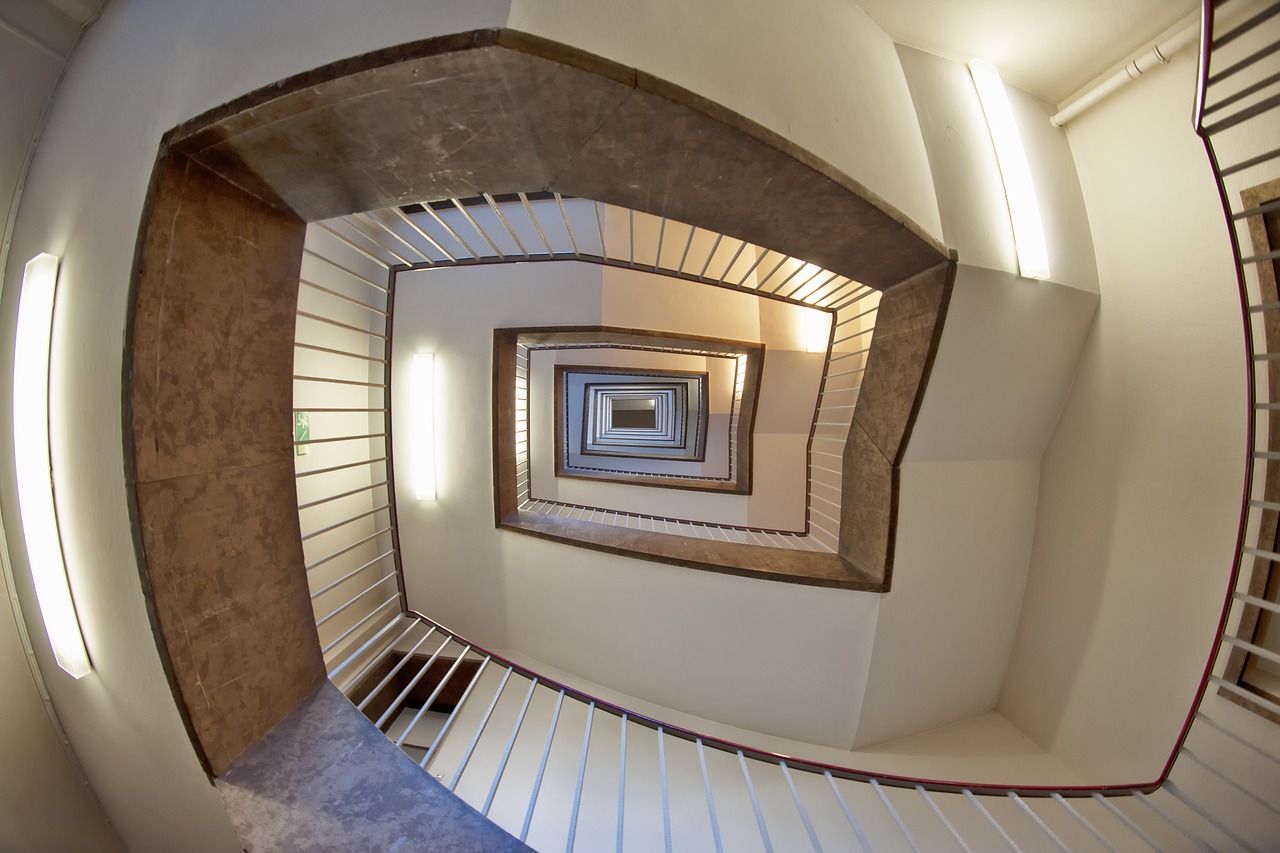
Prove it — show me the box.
[998,47,1248,781]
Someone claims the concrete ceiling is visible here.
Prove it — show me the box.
[855,0,1199,105]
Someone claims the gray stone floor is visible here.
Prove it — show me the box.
[216,682,531,852]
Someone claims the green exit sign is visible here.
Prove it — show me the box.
[294,411,310,456]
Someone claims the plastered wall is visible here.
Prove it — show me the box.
[0,2,510,849]
[998,48,1248,781]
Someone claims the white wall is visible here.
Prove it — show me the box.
[0,2,511,850]
[0,9,125,851]
[847,48,1103,753]
[998,48,1247,781]
[392,260,879,748]
[9,0,1257,843]
[852,459,1041,748]
[394,261,604,646]
[0,566,124,852]
[907,264,1098,464]
[897,45,1100,466]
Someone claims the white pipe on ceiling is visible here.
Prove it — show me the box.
[1050,1,1253,128]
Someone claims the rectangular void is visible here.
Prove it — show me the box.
[515,331,760,494]
[572,370,707,461]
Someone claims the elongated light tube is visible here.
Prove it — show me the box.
[969,60,1051,280]
[13,253,90,678]
[412,353,436,500]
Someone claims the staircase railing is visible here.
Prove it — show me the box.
[291,222,406,678]
[293,4,1280,846]
[330,194,871,552]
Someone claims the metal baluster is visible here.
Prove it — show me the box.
[302,246,391,291]
[484,193,531,258]
[780,762,823,852]
[1050,793,1118,853]
[963,789,1019,852]
[389,205,456,262]
[1192,710,1280,768]
[1178,747,1280,819]
[1089,792,1163,851]
[697,233,724,279]
[824,773,872,853]
[735,247,771,288]
[300,504,390,541]
[520,690,565,842]
[316,220,394,268]
[677,224,697,274]
[298,480,387,510]
[593,201,609,262]
[1007,792,1069,852]
[715,240,749,285]
[695,739,724,853]
[423,655,492,771]
[1162,783,1260,853]
[873,778,921,852]
[482,678,540,816]
[616,714,628,853]
[738,751,773,853]
[448,666,514,791]
[329,615,412,685]
[518,192,556,257]
[1133,790,1215,852]
[555,193,581,257]
[395,646,473,748]
[315,573,398,629]
[916,786,972,852]
[768,259,808,294]
[658,727,672,853]
[357,211,432,263]
[355,627,439,711]
[309,550,393,599]
[320,596,399,656]
[300,276,389,314]
[420,203,483,259]
[343,213,414,265]
[565,702,595,853]
[450,198,505,259]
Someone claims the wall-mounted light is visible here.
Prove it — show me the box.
[411,353,436,500]
[13,253,90,678]
[804,310,831,354]
[969,60,1051,281]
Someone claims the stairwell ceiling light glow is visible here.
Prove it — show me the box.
[412,352,436,501]
[804,310,831,353]
[969,59,1051,281]
[13,253,91,679]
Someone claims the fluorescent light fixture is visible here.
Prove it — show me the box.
[804,310,831,353]
[13,253,90,679]
[969,60,1051,280]
[411,353,436,500]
